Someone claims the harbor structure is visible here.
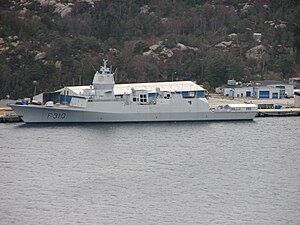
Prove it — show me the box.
[216,80,294,99]
[0,99,21,122]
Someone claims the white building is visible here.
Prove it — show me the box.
[34,81,206,104]
[223,86,253,98]
[61,81,204,96]
[253,86,281,99]
[217,81,294,99]
[268,84,294,97]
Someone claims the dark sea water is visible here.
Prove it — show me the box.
[1,117,300,225]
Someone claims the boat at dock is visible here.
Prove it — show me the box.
[11,60,257,123]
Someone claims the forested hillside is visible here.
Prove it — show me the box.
[0,0,299,98]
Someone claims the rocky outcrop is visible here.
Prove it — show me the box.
[228,33,238,41]
[144,41,198,60]
[109,48,118,55]
[215,41,233,48]
[177,43,198,51]
[35,0,78,17]
[55,60,62,70]
[246,45,269,61]
[11,41,20,47]
[53,3,73,17]
[34,51,46,61]
[0,36,21,53]
[264,20,287,29]
[140,5,150,14]
[241,3,254,15]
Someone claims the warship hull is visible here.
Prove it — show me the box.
[12,103,257,124]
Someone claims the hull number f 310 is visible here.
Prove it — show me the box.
[47,113,66,119]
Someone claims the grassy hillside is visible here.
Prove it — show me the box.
[0,0,299,98]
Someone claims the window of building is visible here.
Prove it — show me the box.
[140,94,147,103]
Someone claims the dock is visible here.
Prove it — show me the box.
[256,108,300,117]
[0,106,22,122]
[208,95,300,117]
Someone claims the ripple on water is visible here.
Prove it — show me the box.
[0,117,300,224]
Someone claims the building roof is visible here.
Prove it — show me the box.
[58,86,88,95]
[223,84,293,89]
[226,104,257,108]
[258,80,287,85]
[290,77,300,81]
[61,81,204,95]
[223,85,253,89]
[115,81,204,94]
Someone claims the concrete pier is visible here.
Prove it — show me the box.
[256,108,300,117]
[0,107,22,122]
[208,94,300,117]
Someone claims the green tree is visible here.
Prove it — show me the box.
[273,56,295,79]
[204,52,244,89]
[133,41,149,54]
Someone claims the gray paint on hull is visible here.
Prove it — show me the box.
[12,105,257,123]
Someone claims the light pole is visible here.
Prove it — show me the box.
[200,59,204,78]
[172,71,177,82]
[33,80,37,97]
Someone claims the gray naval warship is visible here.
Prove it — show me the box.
[11,60,257,123]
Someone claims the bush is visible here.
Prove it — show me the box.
[133,41,149,54]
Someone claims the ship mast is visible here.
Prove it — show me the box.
[91,59,115,99]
